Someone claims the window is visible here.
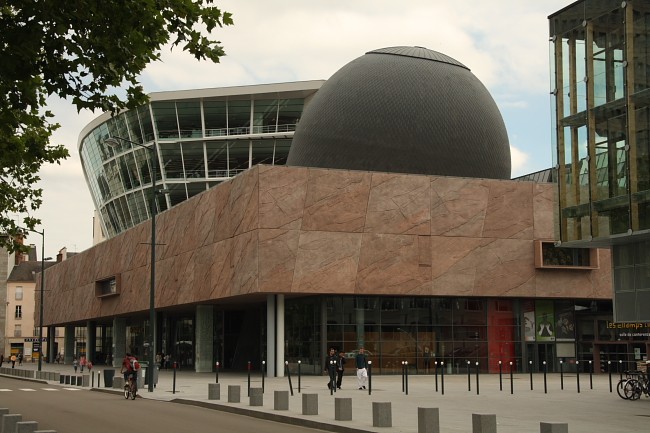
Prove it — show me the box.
[95,275,120,298]
[534,240,599,269]
[15,305,22,319]
[15,287,23,300]
[14,324,21,337]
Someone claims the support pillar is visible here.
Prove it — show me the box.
[355,307,365,348]
[86,321,96,364]
[266,295,276,378]
[195,305,213,372]
[47,326,56,364]
[64,325,74,364]
[275,294,285,378]
[113,318,126,368]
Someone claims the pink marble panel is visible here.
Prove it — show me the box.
[194,187,218,247]
[365,173,431,235]
[212,179,234,242]
[302,169,371,233]
[533,183,555,240]
[209,238,234,300]
[259,165,308,230]
[356,233,432,295]
[431,177,489,237]
[174,250,199,306]
[258,229,299,293]
[191,243,222,302]
[431,237,535,297]
[229,168,259,236]
[483,180,534,239]
[291,231,362,293]
[230,231,259,297]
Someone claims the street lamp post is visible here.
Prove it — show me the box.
[20,228,47,372]
[104,136,159,393]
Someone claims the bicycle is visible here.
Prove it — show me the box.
[124,374,137,400]
[616,370,649,400]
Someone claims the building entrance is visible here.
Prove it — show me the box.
[222,308,263,371]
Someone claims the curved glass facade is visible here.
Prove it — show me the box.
[79,82,323,238]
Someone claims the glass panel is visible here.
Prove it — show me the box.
[177,101,202,138]
[252,99,277,134]
[274,139,291,165]
[125,109,144,145]
[251,140,274,166]
[591,7,625,108]
[159,142,184,179]
[632,106,650,230]
[181,142,205,178]
[228,140,250,176]
[206,141,229,178]
[138,105,155,143]
[186,181,207,199]
[278,98,303,131]
[228,100,251,134]
[152,101,179,140]
[204,100,227,136]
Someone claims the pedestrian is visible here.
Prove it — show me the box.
[0,354,3,366]
[324,347,338,390]
[355,347,368,390]
[87,361,93,372]
[80,355,86,372]
[73,357,78,373]
[164,353,170,369]
[10,354,16,368]
[336,351,346,389]
[17,353,22,366]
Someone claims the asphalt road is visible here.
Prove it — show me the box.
[0,376,331,433]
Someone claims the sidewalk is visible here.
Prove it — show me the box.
[6,362,649,433]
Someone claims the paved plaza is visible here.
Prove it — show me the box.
[3,363,649,433]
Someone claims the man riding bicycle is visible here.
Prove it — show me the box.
[120,353,140,389]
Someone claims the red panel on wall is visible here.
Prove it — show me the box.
[487,300,516,373]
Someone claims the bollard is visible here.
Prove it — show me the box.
[418,407,440,433]
[576,361,580,393]
[405,361,409,395]
[467,360,471,392]
[274,390,289,410]
[249,387,263,407]
[368,361,373,395]
[475,362,479,395]
[15,421,38,433]
[498,361,502,391]
[472,413,497,433]
[372,402,392,427]
[619,360,623,381]
[335,397,352,421]
[608,361,612,392]
[216,361,219,383]
[434,361,438,392]
[402,361,405,392]
[285,361,294,396]
[509,361,513,394]
[91,371,94,388]
[247,361,251,397]
[262,360,266,393]
[441,361,445,395]
[298,360,301,393]
[540,422,569,433]
[2,414,23,433]
[589,360,593,389]
[302,393,318,415]
[529,360,533,390]
[208,383,221,400]
[560,360,564,390]
[228,385,241,403]
[543,361,547,394]
[173,362,177,394]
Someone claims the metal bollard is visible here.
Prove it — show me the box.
[173,362,177,394]
[475,362,479,395]
[509,361,513,394]
[441,361,445,395]
[368,360,373,395]
[247,361,251,397]
[216,361,219,383]
[576,361,580,393]
[262,360,266,393]
[297,360,301,393]
[285,361,294,396]
[543,361,547,393]
[402,361,405,392]
[608,361,612,392]
[405,361,409,395]
[467,360,471,392]
[589,360,593,389]
[498,360,502,391]
[434,361,438,392]
[529,360,533,390]
[619,360,623,381]
[560,360,564,390]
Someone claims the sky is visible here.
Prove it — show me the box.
[27,0,570,260]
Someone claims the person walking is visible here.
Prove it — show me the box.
[73,357,78,373]
[324,347,338,390]
[355,347,368,390]
[80,355,86,372]
[17,353,22,366]
[10,354,16,368]
[336,351,346,389]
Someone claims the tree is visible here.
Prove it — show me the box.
[0,0,233,252]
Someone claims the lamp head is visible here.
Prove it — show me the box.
[103,137,121,148]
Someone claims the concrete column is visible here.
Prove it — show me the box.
[86,321,96,364]
[418,408,440,433]
[275,294,285,378]
[64,325,74,364]
[266,295,275,378]
[472,414,497,433]
[540,422,568,433]
[113,318,126,368]
[355,307,365,347]
[195,305,213,372]
[46,326,56,364]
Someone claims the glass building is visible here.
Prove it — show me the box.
[78,81,324,239]
[549,0,650,320]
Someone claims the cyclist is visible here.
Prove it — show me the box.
[120,353,140,391]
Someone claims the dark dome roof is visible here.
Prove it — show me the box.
[286,46,511,179]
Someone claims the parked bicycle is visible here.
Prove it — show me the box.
[616,370,649,400]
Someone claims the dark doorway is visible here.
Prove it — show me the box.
[223,307,263,371]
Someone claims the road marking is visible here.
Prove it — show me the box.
[19,388,36,391]
[0,389,11,392]
[62,388,81,391]
[42,388,59,391]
